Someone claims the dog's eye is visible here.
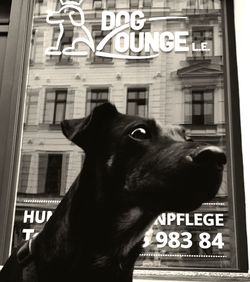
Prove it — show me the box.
[129,127,151,140]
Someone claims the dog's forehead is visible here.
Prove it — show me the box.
[111,114,159,134]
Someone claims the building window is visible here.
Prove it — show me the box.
[34,0,43,16]
[43,89,67,125]
[128,24,151,62]
[30,28,44,65]
[18,154,32,194]
[185,90,214,125]
[51,27,74,64]
[130,0,139,9]
[192,27,213,58]
[143,0,152,8]
[25,90,39,125]
[187,0,215,9]
[106,0,116,8]
[56,0,63,9]
[38,154,62,195]
[127,88,148,117]
[56,0,60,9]
[91,26,112,63]
[86,88,109,115]
[29,29,37,65]
[129,0,152,8]
[93,0,102,9]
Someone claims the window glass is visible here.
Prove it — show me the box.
[130,0,140,9]
[127,88,148,117]
[129,24,151,62]
[86,88,109,115]
[10,0,243,273]
[188,0,215,9]
[0,1,12,21]
[106,0,116,9]
[93,0,102,9]
[50,27,74,64]
[44,154,62,195]
[92,25,112,63]
[192,27,214,57]
[143,0,152,8]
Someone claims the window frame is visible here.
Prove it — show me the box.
[188,0,215,10]
[128,23,151,63]
[0,0,36,264]
[93,0,102,10]
[222,0,248,272]
[39,153,63,196]
[43,89,67,126]
[50,26,74,65]
[106,0,116,9]
[130,0,140,9]
[18,153,32,194]
[185,89,214,126]
[91,25,113,64]
[29,28,37,65]
[192,26,214,58]
[86,88,109,116]
[0,0,248,275]
[143,0,152,8]
[126,87,149,118]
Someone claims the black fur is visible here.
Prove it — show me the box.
[0,103,226,282]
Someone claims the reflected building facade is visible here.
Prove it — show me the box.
[14,0,232,270]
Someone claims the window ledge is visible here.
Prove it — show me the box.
[38,124,61,130]
[1,267,248,280]
[126,60,151,65]
[183,9,221,16]
[89,61,114,65]
[186,55,222,62]
[133,269,250,281]
[182,124,218,130]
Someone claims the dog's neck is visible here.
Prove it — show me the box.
[90,206,155,271]
[115,207,153,256]
[33,157,156,277]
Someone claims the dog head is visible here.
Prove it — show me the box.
[61,103,226,214]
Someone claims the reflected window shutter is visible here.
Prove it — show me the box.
[26,90,39,125]
[61,153,70,195]
[65,89,75,119]
[107,0,115,8]
[204,90,214,125]
[35,30,44,64]
[184,91,192,124]
[37,154,48,193]
[18,154,32,193]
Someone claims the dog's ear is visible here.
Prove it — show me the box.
[61,103,118,149]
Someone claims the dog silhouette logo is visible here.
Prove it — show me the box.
[45,0,95,56]
[45,2,190,60]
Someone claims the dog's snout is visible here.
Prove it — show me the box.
[192,146,227,167]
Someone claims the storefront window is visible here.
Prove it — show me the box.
[6,0,246,273]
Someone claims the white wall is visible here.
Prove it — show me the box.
[234,0,250,272]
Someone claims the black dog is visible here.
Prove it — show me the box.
[0,103,226,282]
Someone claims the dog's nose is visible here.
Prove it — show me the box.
[192,146,227,167]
